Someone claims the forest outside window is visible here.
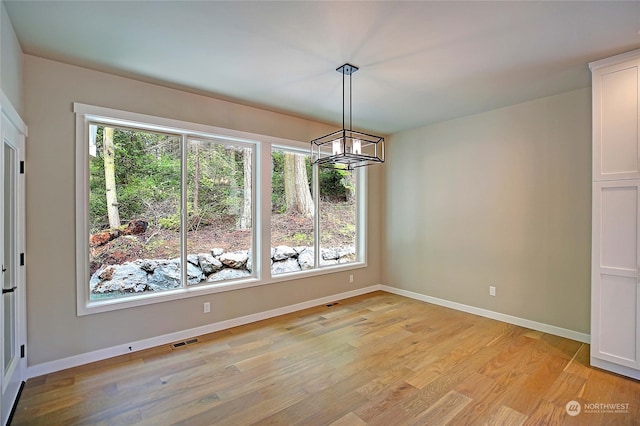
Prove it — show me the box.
[86,124,255,302]
[75,104,365,314]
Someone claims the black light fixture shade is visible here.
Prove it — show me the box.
[310,63,385,170]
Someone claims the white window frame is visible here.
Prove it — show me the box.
[75,103,367,316]
[270,144,365,273]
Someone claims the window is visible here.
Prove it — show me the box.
[88,126,183,299]
[318,166,358,266]
[270,146,361,275]
[75,104,365,314]
[270,147,314,274]
[186,137,254,284]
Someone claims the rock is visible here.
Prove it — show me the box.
[88,244,357,295]
[219,251,248,269]
[89,266,109,291]
[148,261,181,289]
[211,248,224,257]
[273,245,296,261]
[321,248,339,260]
[90,263,148,293]
[271,257,301,274]
[207,268,251,282]
[123,219,148,235]
[186,262,205,285]
[138,259,162,273]
[120,281,148,293]
[337,246,356,263]
[98,265,115,281]
[197,253,223,275]
[166,258,205,285]
[297,248,314,270]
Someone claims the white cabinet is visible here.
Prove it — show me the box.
[591,52,640,180]
[591,49,640,379]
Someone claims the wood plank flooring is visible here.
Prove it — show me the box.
[11,291,640,425]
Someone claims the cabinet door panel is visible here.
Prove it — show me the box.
[598,274,638,365]
[593,59,640,180]
[600,186,638,270]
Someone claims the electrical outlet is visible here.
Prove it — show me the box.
[203,302,211,313]
[349,274,354,283]
[489,286,496,297]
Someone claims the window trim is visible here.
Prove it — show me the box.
[74,103,367,316]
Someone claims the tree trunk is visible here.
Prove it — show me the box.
[228,147,239,217]
[240,148,252,230]
[284,153,313,217]
[193,142,200,212]
[293,154,314,217]
[283,153,296,212]
[103,127,121,229]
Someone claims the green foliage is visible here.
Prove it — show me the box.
[319,168,353,201]
[339,223,356,236]
[158,214,181,231]
[271,150,355,209]
[89,128,355,236]
[187,142,247,224]
[292,232,312,245]
[89,126,258,233]
[89,127,182,232]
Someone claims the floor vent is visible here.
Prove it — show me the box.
[171,338,199,349]
[325,302,340,307]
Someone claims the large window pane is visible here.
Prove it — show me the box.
[187,139,253,283]
[88,126,181,299]
[271,148,314,275]
[319,167,357,266]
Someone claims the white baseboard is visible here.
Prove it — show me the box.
[380,285,591,344]
[27,284,591,378]
[26,285,382,379]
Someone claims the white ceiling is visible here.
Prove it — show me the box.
[4,1,640,134]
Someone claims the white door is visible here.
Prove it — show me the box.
[591,180,640,369]
[1,107,26,425]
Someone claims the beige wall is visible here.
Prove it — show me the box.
[23,55,382,366]
[382,88,592,334]
[1,1,22,114]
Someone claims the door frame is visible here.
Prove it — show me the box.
[1,90,27,425]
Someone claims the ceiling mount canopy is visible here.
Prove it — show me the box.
[311,63,385,170]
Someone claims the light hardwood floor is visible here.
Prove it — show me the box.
[11,291,640,425]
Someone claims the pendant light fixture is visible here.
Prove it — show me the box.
[310,63,385,170]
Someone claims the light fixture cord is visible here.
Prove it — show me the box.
[342,68,345,132]
[349,70,353,131]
